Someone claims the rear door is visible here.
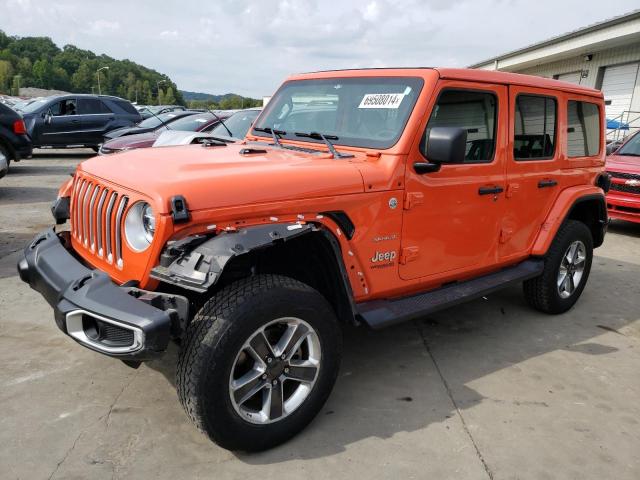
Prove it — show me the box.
[400,81,508,280]
[499,86,562,260]
[77,98,114,145]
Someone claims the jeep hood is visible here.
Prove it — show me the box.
[79,143,365,214]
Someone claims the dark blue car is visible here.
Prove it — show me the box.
[18,94,141,151]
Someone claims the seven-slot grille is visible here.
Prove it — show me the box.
[71,176,129,268]
[609,171,640,195]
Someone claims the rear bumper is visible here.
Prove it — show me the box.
[17,229,174,361]
[606,192,640,224]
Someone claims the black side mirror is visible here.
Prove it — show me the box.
[413,127,467,174]
[426,127,467,164]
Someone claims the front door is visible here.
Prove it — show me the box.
[39,98,78,146]
[400,81,508,281]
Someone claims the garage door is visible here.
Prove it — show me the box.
[601,63,640,121]
[556,71,582,84]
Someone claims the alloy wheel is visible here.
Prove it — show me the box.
[229,317,321,425]
[557,240,586,299]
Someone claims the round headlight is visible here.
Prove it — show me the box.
[124,202,155,252]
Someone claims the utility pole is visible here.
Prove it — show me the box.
[96,66,109,95]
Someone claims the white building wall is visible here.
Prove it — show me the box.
[515,42,640,112]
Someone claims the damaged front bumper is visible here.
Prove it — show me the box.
[17,229,186,361]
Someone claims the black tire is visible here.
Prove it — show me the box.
[177,274,342,451]
[523,220,593,314]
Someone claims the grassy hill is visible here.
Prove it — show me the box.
[180,90,261,109]
[0,30,184,105]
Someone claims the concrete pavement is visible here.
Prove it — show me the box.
[1,151,638,479]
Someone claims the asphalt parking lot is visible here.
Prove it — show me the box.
[1,150,639,480]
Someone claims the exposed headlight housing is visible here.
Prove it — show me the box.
[124,202,155,252]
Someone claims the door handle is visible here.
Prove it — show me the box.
[538,179,558,188]
[478,186,504,195]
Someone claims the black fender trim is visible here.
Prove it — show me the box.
[320,211,355,239]
[564,193,608,249]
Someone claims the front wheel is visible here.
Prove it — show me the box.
[524,220,593,314]
[177,274,342,451]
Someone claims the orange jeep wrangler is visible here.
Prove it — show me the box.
[18,68,609,451]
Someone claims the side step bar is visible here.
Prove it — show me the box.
[357,259,544,329]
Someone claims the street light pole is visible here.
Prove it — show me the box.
[157,80,166,105]
[96,66,109,95]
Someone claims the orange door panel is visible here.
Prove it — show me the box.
[400,82,508,281]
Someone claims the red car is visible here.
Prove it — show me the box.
[606,131,640,223]
[99,111,232,155]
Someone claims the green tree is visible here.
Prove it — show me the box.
[164,86,176,104]
[0,60,13,93]
[71,62,92,91]
[32,58,53,88]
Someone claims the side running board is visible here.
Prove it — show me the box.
[357,259,544,329]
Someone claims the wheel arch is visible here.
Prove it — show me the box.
[532,187,607,256]
[151,223,358,325]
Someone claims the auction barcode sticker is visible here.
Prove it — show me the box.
[358,93,405,109]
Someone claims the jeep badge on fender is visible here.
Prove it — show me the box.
[18,68,607,452]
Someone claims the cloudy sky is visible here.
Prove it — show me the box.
[1,0,639,97]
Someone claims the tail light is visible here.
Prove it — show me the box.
[13,119,27,135]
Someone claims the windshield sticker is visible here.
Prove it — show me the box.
[194,118,207,123]
[359,93,405,109]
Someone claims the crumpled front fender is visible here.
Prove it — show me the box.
[150,223,315,293]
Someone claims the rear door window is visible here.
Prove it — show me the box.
[567,101,600,157]
[514,95,556,160]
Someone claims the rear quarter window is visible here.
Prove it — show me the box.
[567,100,600,157]
[110,99,139,115]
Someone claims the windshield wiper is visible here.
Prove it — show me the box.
[145,110,172,131]
[295,131,353,158]
[254,127,287,148]
[207,110,234,138]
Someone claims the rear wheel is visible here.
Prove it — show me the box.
[524,220,593,314]
[177,274,342,451]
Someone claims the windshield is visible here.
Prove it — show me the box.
[137,112,181,129]
[168,113,215,131]
[18,98,49,113]
[212,109,261,139]
[252,77,424,149]
[617,132,640,157]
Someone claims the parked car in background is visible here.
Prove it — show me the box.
[0,102,33,177]
[606,130,640,223]
[18,94,140,151]
[136,105,187,119]
[103,110,195,141]
[99,111,232,154]
[152,108,262,147]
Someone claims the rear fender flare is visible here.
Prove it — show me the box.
[532,186,606,256]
